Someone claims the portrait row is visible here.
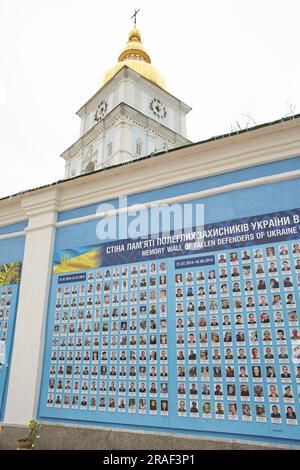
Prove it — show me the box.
[48,364,169,378]
[177,381,300,401]
[175,295,298,312]
[46,394,169,414]
[46,363,300,385]
[176,400,298,424]
[60,262,168,284]
[50,349,168,362]
[174,279,300,296]
[216,244,300,263]
[175,329,300,346]
[175,346,300,364]
[0,287,13,296]
[50,335,167,349]
[174,311,298,327]
[174,364,299,382]
[53,304,168,321]
[53,318,168,332]
[48,379,169,395]
[55,290,168,308]
[175,261,300,284]
[57,276,168,297]
[176,264,300,288]
[52,333,169,347]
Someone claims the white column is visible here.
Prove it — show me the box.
[114,118,133,165]
[180,112,187,138]
[148,131,156,154]
[4,189,59,425]
[96,135,104,170]
[64,160,71,179]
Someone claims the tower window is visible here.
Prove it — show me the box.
[107,142,113,158]
[136,140,143,156]
[84,161,95,174]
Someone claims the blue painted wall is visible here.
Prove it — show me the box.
[38,156,300,444]
[57,156,300,223]
[0,220,27,236]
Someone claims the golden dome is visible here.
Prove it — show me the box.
[102,27,166,90]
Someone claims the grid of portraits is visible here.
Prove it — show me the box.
[46,262,169,416]
[0,285,16,415]
[175,243,300,425]
[0,286,14,347]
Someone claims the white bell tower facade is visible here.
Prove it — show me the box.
[61,27,192,178]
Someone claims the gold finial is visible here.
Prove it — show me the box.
[101,10,167,90]
[131,8,140,28]
[118,19,151,64]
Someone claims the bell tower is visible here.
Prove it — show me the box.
[61,17,192,178]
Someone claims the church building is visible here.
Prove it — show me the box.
[62,26,191,177]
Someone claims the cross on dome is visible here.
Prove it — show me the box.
[101,15,166,90]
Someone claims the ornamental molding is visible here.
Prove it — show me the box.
[124,70,190,114]
[62,103,190,161]
[76,67,191,120]
[2,165,300,237]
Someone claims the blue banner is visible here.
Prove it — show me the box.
[175,255,215,269]
[54,207,300,272]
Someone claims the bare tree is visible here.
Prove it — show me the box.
[283,101,296,118]
[227,113,257,133]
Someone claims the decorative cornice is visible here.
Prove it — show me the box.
[55,168,300,229]
[0,202,27,227]
[125,77,188,115]
[56,121,300,212]
[1,166,300,240]
[61,102,191,161]
[0,230,26,240]
[21,188,60,218]
[76,66,191,118]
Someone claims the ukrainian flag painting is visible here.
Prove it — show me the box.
[53,245,101,274]
[0,262,22,286]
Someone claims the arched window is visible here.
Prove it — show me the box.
[84,161,95,174]
[136,139,143,157]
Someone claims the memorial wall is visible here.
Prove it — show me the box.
[0,222,25,420]
[37,172,300,443]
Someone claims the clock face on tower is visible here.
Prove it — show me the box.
[94,101,108,122]
[150,98,167,119]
